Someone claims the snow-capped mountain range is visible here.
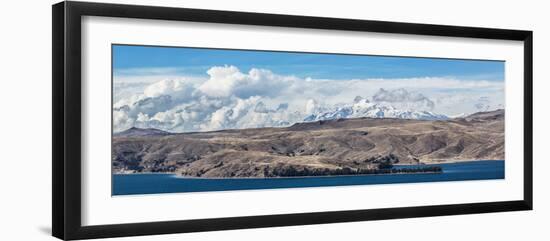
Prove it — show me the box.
[303,97,448,122]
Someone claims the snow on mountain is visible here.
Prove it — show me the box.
[303,97,448,122]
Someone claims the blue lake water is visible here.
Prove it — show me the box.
[112,160,504,195]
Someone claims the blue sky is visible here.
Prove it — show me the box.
[113,44,504,81]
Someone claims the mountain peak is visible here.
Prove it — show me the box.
[304,102,448,122]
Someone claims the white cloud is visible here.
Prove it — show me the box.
[372,88,435,110]
[198,65,295,98]
[198,65,245,97]
[113,110,134,132]
[305,99,319,115]
[143,79,195,100]
[113,65,504,133]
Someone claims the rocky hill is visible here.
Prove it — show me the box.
[112,109,504,177]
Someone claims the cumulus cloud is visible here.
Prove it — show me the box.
[143,79,194,100]
[305,99,318,115]
[113,110,134,132]
[473,96,502,112]
[113,65,504,133]
[198,65,294,98]
[372,88,435,110]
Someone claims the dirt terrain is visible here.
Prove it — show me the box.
[112,109,504,177]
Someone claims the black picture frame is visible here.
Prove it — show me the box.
[52,1,533,240]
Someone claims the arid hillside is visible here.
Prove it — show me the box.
[112,109,504,177]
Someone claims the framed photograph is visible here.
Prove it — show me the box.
[52,1,533,240]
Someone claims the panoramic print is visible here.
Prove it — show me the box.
[111,45,505,195]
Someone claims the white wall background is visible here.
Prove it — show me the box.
[0,0,547,240]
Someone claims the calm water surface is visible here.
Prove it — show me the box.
[112,160,504,195]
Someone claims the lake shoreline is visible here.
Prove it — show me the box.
[112,171,444,179]
[113,160,503,179]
